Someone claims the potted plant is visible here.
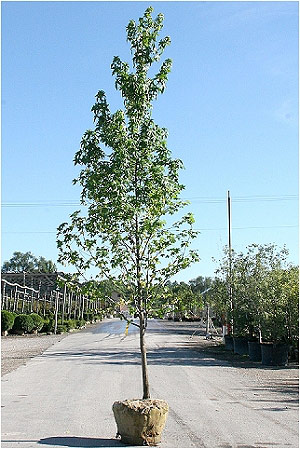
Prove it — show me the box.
[232,307,250,356]
[214,244,298,366]
[284,266,299,362]
[57,7,199,446]
[216,248,251,356]
[260,296,289,366]
[259,248,293,366]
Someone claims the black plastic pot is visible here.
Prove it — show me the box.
[224,335,234,350]
[248,341,262,362]
[233,337,249,356]
[261,342,289,366]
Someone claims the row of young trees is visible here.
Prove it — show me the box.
[4,245,297,345]
[1,276,118,336]
[3,245,297,346]
[142,243,298,349]
[211,243,298,346]
[146,277,211,321]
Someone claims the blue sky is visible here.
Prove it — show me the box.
[2,1,299,281]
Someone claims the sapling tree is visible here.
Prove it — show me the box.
[57,7,199,400]
[213,243,297,342]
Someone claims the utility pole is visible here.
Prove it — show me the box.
[227,190,233,334]
[227,190,232,252]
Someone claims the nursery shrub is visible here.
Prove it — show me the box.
[30,313,44,332]
[41,317,54,333]
[1,310,15,332]
[83,312,94,322]
[13,314,34,334]
[83,312,89,321]
[57,325,67,334]
[64,319,77,331]
[76,318,85,328]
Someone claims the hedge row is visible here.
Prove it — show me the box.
[1,310,104,335]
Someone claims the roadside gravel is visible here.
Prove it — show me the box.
[1,322,103,376]
[1,333,68,376]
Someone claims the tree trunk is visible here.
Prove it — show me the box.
[13,287,18,312]
[139,311,150,399]
[54,291,59,334]
[62,284,67,324]
[2,282,6,310]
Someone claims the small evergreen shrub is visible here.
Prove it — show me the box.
[30,313,44,332]
[64,319,77,331]
[1,310,16,332]
[41,317,54,333]
[76,318,85,328]
[12,314,34,334]
[57,325,67,334]
[83,312,92,322]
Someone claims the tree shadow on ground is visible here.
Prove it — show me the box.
[147,323,209,337]
[42,345,231,368]
[197,343,299,371]
[39,436,127,447]
[42,342,298,373]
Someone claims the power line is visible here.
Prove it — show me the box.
[1,202,82,208]
[2,231,57,234]
[1,194,298,207]
[2,225,298,234]
[184,195,298,203]
[196,225,298,231]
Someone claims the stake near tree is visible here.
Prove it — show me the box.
[57,7,199,445]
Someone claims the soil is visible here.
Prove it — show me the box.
[1,333,67,376]
[1,322,103,376]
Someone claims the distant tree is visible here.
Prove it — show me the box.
[189,276,215,318]
[2,251,57,273]
[2,251,37,272]
[189,275,213,295]
[36,256,57,273]
[162,281,203,319]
